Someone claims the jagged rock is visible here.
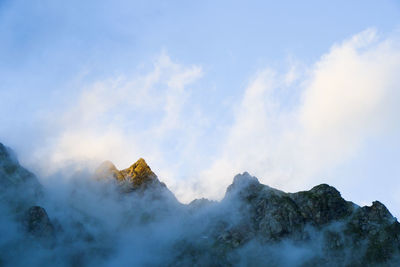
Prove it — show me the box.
[210,172,400,265]
[23,206,54,239]
[94,158,180,218]
[224,173,306,241]
[95,158,165,192]
[118,158,159,188]
[290,184,354,226]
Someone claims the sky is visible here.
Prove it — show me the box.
[1,0,400,215]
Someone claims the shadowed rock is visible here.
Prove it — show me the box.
[290,183,354,226]
[23,206,54,239]
[198,172,400,265]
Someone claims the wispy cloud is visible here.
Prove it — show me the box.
[27,53,203,176]
[3,29,400,213]
[186,29,400,203]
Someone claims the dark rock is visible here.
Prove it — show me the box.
[215,174,400,265]
[225,173,304,241]
[290,184,354,226]
[23,206,54,239]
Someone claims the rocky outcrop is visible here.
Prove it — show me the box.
[23,206,55,239]
[118,158,157,186]
[203,172,400,266]
[95,158,166,192]
[94,158,180,214]
[290,184,354,226]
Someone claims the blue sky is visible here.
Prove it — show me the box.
[1,1,400,215]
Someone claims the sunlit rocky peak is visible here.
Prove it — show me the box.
[95,158,161,191]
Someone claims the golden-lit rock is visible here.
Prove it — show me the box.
[95,158,158,190]
[119,158,157,187]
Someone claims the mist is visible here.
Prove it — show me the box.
[2,142,400,266]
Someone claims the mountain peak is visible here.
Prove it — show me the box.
[119,158,157,186]
[95,158,159,191]
[123,158,153,177]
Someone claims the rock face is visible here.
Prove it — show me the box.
[203,172,400,266]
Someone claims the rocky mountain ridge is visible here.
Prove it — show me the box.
[1,142,400,266]
[95,158,168,192]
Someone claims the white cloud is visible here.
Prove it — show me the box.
[14,29,400,209]
[28,53,203,176]
[299,28,400,171]
[189,29,400,201]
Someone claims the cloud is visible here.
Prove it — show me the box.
[4,28,400,209]
[300,29,400,161]
[192,28,400,201]
[27,52,203,176]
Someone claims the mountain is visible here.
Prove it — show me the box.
[94,158,179,204]
[95,158,164,190]
[0,143,55,250]
[212,173,400,265]
[0,142,400,266]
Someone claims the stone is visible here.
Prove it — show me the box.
[23,206,55,239]
[95,158,162,192]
